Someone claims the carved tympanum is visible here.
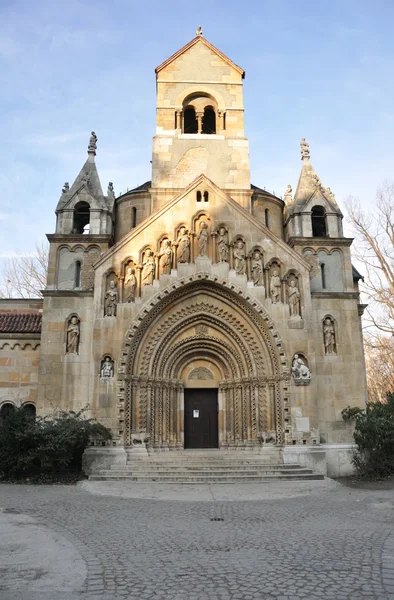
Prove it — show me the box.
[188,367,214,380]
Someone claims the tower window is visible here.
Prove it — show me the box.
[197,191,202,202]
[202,106,216,134]
[321,263,326,289]
[0,403,15,426]
[73,201,90,234]
[203,191,209,202]
[132,207,137,228]
[265,209,269,228]
[311,205,327,237]
[75,261,81,288]
[184,106,198,133]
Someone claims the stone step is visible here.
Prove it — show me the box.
[100,467,314,476]
[111,464,304,472]
[89,473,324,482]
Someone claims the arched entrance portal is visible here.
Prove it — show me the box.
[119,277,289,449]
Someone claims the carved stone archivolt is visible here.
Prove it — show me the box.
[117,274,289,448]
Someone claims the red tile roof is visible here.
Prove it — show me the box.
[0,312,42,334]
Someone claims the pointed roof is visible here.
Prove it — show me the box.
[155,34,245,78]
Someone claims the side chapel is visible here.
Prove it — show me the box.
[0,30,367,476]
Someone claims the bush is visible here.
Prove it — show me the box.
[0,408,111,483]
[342,393,394,478]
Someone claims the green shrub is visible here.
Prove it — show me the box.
[0,408,111,482]
[342,393,394,478]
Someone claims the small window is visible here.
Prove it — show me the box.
[265,209,269,228]
[0,403,15,426]
[73,201,90,234]
[203,191,209,202]
[311,206,327,237]
[197,191,202,202]
[202,107,216,134]
[75,261,81,288]
[132,207,137,228]
[22,404,36,420]
[183,106,198,133]
[321,263,326,289]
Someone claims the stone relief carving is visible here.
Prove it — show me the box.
[142,250,155,286]
[66,316,80,354]
[124,267,137,302]
[177,227,190,263]
[100,356,114,379]
[288,278,301,318]
[258,430,276,444]
[270,269,281,304]
[188,367,214,380]
[195,324,208,336]
[323,317,337,355]
[158,240,172,275]
[284,184,293,203]
[251,250,264,286]
[217,227,229,262]
[104,279,118,316]
[292,354,311,385]
[197,221,209,257]
[131,432,150,446]
[234,240,246,275]
[300,137,310,160]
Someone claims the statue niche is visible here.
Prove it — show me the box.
[141,249,155,286]
[323,316,337,355]
[124,261,137,302]
[100,356,114,379]
[251,248,264,286]
[66,315,80,354]
[177,227,190,264]
[292,353,311,385]
[269,263,281,304]
[217,226,229,263]
[158,239,173,275]
[104,276,118,316]
[287,274,301,318]
[197,220,209,257]
[233,239,246,275]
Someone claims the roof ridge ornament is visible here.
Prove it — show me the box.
[88,131,97,157]
[300,137,310,161]
[196,25,203,36]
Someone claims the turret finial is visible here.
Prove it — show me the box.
[88,131,97,156]
[196,25,203,36]
[300,137,310,161]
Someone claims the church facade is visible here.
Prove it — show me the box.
[0,32,367,476]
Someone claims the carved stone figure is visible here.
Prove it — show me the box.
[124,267,137,302]
[300,137,310,160]
[177,227,190,263]
[100,356,114,378]
[323,317,337,355]
[142,250,155,286]
[104,280,118,316]
[284,184,293,203]
[107,182,115,198]
[270,269,281,303]
[251,250,264,286]
[66,316,80,354]
[196,25,203,36]
[326,187,337,203]
[233,240,246,275]
[292,354,311,380]
[312,173,324,192]
[159,240,172,275]
[62,182,69,194]
[217,227,228,262]
[197,221,209,257]
[131,432,150,446]
[288,278,300,317]
[88,131,97,152]
[258,430,276,444]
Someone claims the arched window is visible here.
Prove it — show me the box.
[320,263,326,289]
[132,207,137,228]
[0,403,15,426]
[203,191,209,202]
[311,206,327,237]
[73,202,90,234]
[183,106,198,133]
[265,209,269,228]
[75,260,81,288]
[22,403,36,420]
[196,191,202,202]
[202,107,216,134]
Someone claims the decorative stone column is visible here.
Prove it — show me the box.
[196,112,203,134]
[136,264,143,297]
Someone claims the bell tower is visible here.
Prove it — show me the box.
[151,28,251,210]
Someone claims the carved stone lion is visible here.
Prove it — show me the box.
[131,432,150,446]
[258,430,277,445]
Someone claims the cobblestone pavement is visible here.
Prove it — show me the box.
[1,481,394,600]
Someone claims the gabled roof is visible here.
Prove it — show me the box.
[56,156,107,212]
[0,312,42,334]
[155,35,245,78]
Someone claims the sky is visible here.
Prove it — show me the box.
[1,0,394,258]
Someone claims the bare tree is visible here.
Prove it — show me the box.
[364,334,394,402]
[0,243,48,298]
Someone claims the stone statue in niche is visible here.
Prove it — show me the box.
[124,267,137,302]
[288,278,300,317]
[323,317,337,355]
[251,250,264,286]
[270,269,281,303]
[177,227,190,263]
[292,354,311,381]
[100,356,114,378]
[233,240,246,275]
[159,240,172,274]
[217,227,228,262]
[141,250,155,286]
[66,316,80,354]
[104,280,118,316]
[197,221,209,257]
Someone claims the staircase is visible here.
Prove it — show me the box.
[89,449,324,482]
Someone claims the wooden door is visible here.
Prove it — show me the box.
[184,389,218,449]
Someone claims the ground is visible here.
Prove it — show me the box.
[1,479,394,600]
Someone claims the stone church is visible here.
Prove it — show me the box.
[0,31,367,477]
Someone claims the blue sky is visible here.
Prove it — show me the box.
[1,0,394,257]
